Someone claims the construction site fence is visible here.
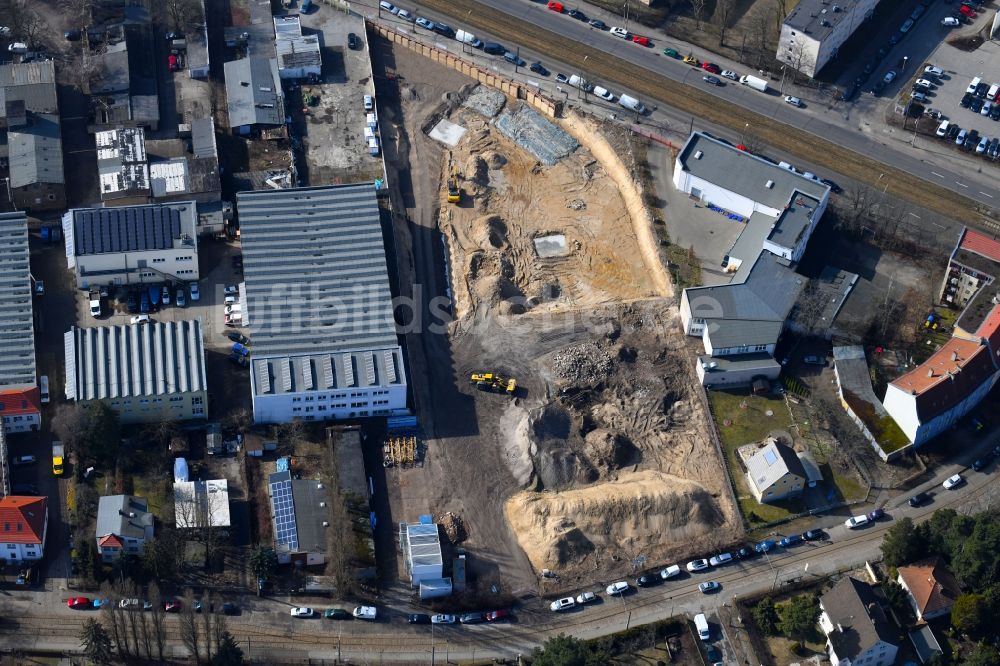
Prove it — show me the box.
[366,21,562,119]
[630,124,679,152]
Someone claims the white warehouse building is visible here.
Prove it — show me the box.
[61,202,200,289]
[238,184,409,424]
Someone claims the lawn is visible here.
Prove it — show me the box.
[708,390,798,526]
[131,473,171,520]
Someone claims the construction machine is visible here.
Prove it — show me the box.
[470,372,517,396]
[446,153,461,204]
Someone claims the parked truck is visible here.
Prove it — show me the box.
[618,94,647,114]
[739,74,769,92]
[52,442,64,476]
[568,74,594,92]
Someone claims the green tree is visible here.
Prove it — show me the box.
[951,514,1000,588]
[249,545,278,584]
[880,517,926,568]
[965,642,1000,666]
[953,593,989,638]
[211,631,245,666]
[883,579,916,626]
[751,596,780,635]
[532,634,607,666]
[79,618,114,665]
[778,594,820,642]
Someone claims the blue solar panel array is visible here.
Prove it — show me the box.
[270,478,299,551]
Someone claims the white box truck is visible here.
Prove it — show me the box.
[568,74,594,92]
[618,94,646,114]
[739,74,769,92]
[455,30,482,49]
[694,613,710,641]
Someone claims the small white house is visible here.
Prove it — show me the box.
[0,496,48,561]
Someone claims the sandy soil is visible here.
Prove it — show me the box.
[375,36,740,595]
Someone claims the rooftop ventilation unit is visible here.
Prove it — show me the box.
[766,180,775,188]
[694,150,703,159]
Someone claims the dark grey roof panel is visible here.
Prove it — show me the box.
[0,211,35,390]
[73,205,183,256]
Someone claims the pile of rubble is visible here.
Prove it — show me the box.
[436,511,467,544]
[495,104,579,165]
[553,343,614,383]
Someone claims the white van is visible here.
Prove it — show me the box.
[967,76,982,94]
[936,120,950,137]
[989,83,1000,100]
[694,613,710,641]
[455,30,482,49]
[39,375,49,404]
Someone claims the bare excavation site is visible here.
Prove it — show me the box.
[374,37,741,594]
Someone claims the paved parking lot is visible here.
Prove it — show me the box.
[915,36,1000,150]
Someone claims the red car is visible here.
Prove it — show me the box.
[164,600,182,613]
[631,35,651,46]
[485,609,510,622]
[546,1,564,11]
[67,596,91,610]
[701,62,721,74]
[959,4,975,15]
[168,54,179,72]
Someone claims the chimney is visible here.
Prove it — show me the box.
[951,351,958,361]
[927,369,934,378]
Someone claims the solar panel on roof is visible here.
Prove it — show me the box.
[256,360,271,393]
[321,356,334,388]
[280,358,291,392]
[302,358,313,390]
[763,449,778,465]
[343,355,355,387]
[364,352,375,385]
[383,350,396,383]
[269,479,299,551]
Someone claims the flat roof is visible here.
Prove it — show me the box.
[0,61,58,114]
[707,320,783,350]
[64,320,207,401]
[404,522,443,573]
[0,212,35,390]
[236,184,398,358]
[768,193,820,249]
[66,202,198,257]
[8,113,63,187]
[174,479,231,528]
[783,0,869,43]
[224,57,283,127]
[687,251,805,325]
[677,133,829,210]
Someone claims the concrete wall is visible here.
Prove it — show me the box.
[367,22,561,119]
[778,0,878,77]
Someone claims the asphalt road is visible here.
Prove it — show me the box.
[365,0,1000,215]
[4,451,998,662]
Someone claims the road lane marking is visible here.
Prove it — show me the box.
[957,182,969,188]
[931,171,945,178]
[980,191,994,198]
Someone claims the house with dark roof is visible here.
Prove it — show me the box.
[819,576,899,666]
[744,440,806,503]
[96,495,153,562]
[0,61,66,211]
[0,387,41,434]
[897,558,961,622]
[223,56,284,135]
[0,495,47,561]
[61,201,199,289]
[675,132,829,387]
[267,470,329,565]
[882,305,1000,448]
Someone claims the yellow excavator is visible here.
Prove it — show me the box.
[446,153,461,204]
[470,372,517,396]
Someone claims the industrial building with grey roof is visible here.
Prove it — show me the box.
[0,212,35,391]
[224,56,284,132]
[237,184,408,424]
[0,61,65,211]
[675,132,829,386]
[64,320,208,424]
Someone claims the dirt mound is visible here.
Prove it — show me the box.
[472,214,508,249]
[484,151,507,169]
[505,470,727,571]
[583,428,638,471]
[436,511,467,544]
[465,155,489,186]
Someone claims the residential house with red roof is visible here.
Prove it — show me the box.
[0,495,48,561]
[0,387,41,434]
[896,558,961,622]
[96,495,153,562]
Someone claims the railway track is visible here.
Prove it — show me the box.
[402,0,996,228]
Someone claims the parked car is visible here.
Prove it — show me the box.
[396,9,413,20]
[555,73,569,84]
[736,546,757,559]
[550,597,575,612]
[433,23,455,37]
[631,35,651,46]
[567,8,587,20]
[11,455,36,466]
[324,608,350,619]
[575,591,597,604]
[290,607,315,618]
[779,534,803,547]
[460,612,486,624]
[802,529,826,541]
[701,62,721,74]
[755,540,776,553]
[972,456,990,470]
[924,65,944,77]
[221,603,239,616]
[609,26,629,39]
[709,552,734,566]
[130,314,151,325]
[942,16,960,25]
[347,32,359,49]
[867,508,886,521]
[636,573,661,587]
[529,61,549,76]
[683,54,699,65]
[913,78,935,90]
[164,601,182,612]
[883,71,897,84]
[784,95,803,107]
[431,614,456,624]
[660,564,682,579]
[699,581,721,593]
[415,17,434,29]
[486,609,511,621]
[721,70,738,80]
[68,597,91,609]
[943,473,964,489]
[503,51,526,66]
[589,19,607,29]
[593,86,615,101]
[606,581,630,595]
[908,492,930,507]
[176,288,186,307]
[686,559,710,572]
[408,613,430,624]
[189,283,200,301]
[225,331,250,345]
[64,29,81,41]
[845,515,870,528]
[161,285,171,305]
[702,75,721,86]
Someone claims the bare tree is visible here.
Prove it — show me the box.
[773,0,790,29]
[222,407,253,434]
[201,590,214,662]
[690,0,707,30]
[179,588,201,663]
[789,280,834,336]
[155,0,203,33]
[148,582,167,661]
[748,11,773,66]
[143,419,180,450]
[713,0,737,46]
[137,602,153,660]
[0,0,45,46]
[100,582,129,659]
